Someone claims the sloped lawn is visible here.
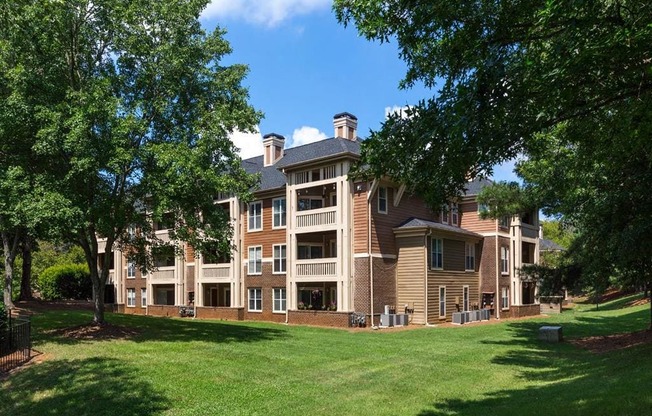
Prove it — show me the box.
[1,296,651,415]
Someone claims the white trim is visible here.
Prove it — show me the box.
[140,288,147,307]
[272,197,287,229]
[247,246,263,275]
[393,184,406,207]
[367,179,379,201]
[430,237,443,270]
[273,287,286,313]
[465,242,475,271]
[462,285,469,312]
[248,287,262,312]
[272,244,287,274]
[126,288,136,307]
[377,186,388,214]
[248,201,263,232]
[438,286,446,318]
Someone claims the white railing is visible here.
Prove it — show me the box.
[202,264,231,279]
[296,259,337,277]
[296,206,337,228]
[151,268,175,280]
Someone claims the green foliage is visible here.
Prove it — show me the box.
[0,301,7,338]
[476,181,534,219]
[37,264,91,301]
[30,242,86,282]
[1,0,261,322]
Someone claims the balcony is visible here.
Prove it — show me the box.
[200,263,232,280]
[151,266,175,281]
[296,259,337,278]
[295,206,337,230]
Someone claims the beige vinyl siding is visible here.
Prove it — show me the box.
[353,187,369,253]
[427,270,480,323]
[396,235,427,324]
[443,239,465,271]
[460,201,497,233]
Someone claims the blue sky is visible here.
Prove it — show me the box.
[199,0,517,182]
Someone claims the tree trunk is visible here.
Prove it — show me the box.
[92,275,106,325]
[19,237,33,301]
[81,231,110,326]
[2,230,21,308]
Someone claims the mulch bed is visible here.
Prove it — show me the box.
[569,330,652,354]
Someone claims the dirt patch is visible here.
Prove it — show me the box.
[625,297,650,308]
[569,330,652,354]
[46,323,141,341]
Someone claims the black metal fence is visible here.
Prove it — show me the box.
[0,312,32,373]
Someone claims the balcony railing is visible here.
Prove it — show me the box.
[296,206,337,229]
[296,259,337,277]
[151,267,175,280]
[201,264,231,279]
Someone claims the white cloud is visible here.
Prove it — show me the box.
[289,126,327,147]
[231,128,264,159]
[201,0,331,27]
[384,105,412,119]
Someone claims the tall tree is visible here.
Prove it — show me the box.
[1,0,261,324]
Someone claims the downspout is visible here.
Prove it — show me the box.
[369,193,374,327]
[495,218,500,319]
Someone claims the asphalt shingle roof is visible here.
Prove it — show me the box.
[464,177,494,196]
[540,238,565,251]
[395,217,483,238]
[242,137,362,192]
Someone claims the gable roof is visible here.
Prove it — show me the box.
[464,177,494,196]
[540,238,565,251]
[242,137,362,192]
[394,217,483,238]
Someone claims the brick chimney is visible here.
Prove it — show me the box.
[333,112,358,140]
[262,133,285,166]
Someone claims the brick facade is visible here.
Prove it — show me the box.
[288,310,351,327]
[244,262,287,323]
[196,306,244,320]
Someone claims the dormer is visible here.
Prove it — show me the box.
[263,133,285,166]
[333,112,358,141]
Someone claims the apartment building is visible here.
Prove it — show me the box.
[101,112,541,327]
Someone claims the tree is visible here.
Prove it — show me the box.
[1,0,261,324]
[335,1,652,326]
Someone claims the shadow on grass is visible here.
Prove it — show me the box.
[583,292,649,312]
[31,309,288,347]
[417,313,652,416]
[0,357,169,416]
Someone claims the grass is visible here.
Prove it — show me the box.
[1,295,651,416]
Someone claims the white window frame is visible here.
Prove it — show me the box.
[141,288,147,307]
[273,244,286,274]
[248,246,262,275]
[501,287,509,310]
[465,242,475,271]
[440,206,449,224]
[248,288,262,312]
[501,246,509,275]
[273,288,286,313]
[439,286,446,318]
[463,285,469,312]
[378,186,388,214]
[430,238,443,270]
[451,203,459,227]
[272,197,286,229]
[127,288,136,307]
[248,201,262,231]
[127,260,136,279]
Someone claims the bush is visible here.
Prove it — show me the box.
[0,301,7,344]
[37,264,92,301]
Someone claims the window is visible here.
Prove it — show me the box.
[248,201,262,231]
[378,186,388,214]
[127,261,136,279]
[440,206,449,224]
[298,198,322,211]
[248,288,262,311]
[501,246,509,275]
[451,203,459,226]
[141,288,147,307]
[499,215,510,228]
[298,244,323,260]
[501,287,509,310]
[463,286,469,312]
[248,246,262,275]
[273,244,286,274]
[439,286,446,317]
[273,288,286,313]
[477,203,489,214]
[127,225,136,241]
[127,288,136,307]
[272,198,286,228]
[430,238,443,269]
[465,243,475,271]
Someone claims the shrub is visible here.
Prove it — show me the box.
[37,264,92,301]
[0,301,7,344]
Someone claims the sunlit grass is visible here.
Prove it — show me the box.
[1,296,650,415]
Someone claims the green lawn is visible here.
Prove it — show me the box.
[2,296,651,416]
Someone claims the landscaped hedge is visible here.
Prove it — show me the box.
[37,264,92,301]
